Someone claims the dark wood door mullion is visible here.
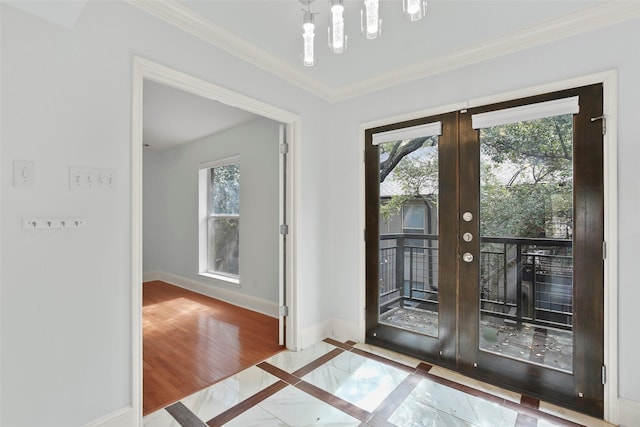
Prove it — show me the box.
[438,112,460,367]
[572,83,604,416]
[364,127,381,338]
[457,109,480,373]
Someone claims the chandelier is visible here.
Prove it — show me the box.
[299,0,428,66]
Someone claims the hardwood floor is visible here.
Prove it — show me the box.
[143,280,283,415]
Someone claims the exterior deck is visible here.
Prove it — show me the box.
[379,234,574,372]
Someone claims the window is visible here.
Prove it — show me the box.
[199,156,240,283]
[402,203,425,249]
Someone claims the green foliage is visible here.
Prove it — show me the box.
[380,195,412,222]
[479,115,573,238]
[211,217,239,275]
[211,164,240,214]
[379,115,574,239]
[393,149,438,195]
[379,139,438,221]
[480,179,572,238]
[480,115,572,184]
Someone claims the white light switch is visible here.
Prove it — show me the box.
[13,160,34,188]
[69,167,116,190]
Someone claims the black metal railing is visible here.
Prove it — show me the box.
[379,234,440,311]
[379,234,573,330]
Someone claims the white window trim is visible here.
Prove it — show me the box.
[198,155,240,286]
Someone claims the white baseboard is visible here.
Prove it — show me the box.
[142,271,161,282]
[298,318,360,350]
[83,407,137,427]
[148,271,279,318]
[618,397,640,427]
[329,318,361,344]
[298,319,333,350]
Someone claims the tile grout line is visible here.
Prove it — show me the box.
[205,344,358,426]
[258,344,373,422]
[257,361,303,385]
[295,380,372,422]
[414,369,585,426]
[165,402,208,427]
[370,372,423,420]
[338,340,588,427]
[205,380,288,427]
[516,394,541,427]
[520,395,541,409]
[169,338,588,427]
[325,338,429,424]
[292,347,345,377]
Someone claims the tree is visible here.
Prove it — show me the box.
[379,137,438,222]
[211,163,240,214]
[379,136,437,183]
[479,115,573,238]
[379,115,573,239]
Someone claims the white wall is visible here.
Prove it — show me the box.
[326,15,640,415]
[3,0,639,425]
[1,2,331,426]
[142,149,163,274]
[143,117,281,306]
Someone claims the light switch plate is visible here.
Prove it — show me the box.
[13,160,34,188]
[69,167,116,190]
[23,218,86,229]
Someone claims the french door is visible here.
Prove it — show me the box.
[365,84,604,417]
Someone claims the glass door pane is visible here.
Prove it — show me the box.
[477,110,574,372]
[378,135,440,337]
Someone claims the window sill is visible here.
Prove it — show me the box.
[198,272,240,287]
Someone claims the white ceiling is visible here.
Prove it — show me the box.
[9,0,640,150]
[135,0,640,101]
[174,0,598,88]
[135,0,640,149]
[143,80,260,151]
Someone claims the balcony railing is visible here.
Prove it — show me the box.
[379,234,573,330]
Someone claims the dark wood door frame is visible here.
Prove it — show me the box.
[458,84,604,417]
[365,112,459,369]
[365,84,605,418]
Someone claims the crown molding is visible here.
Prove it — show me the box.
[131,1,640,103]
[130,0,335,100]
[332,1,640,101]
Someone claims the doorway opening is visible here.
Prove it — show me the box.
[131,57,299,419]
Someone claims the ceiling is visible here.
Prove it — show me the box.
[135,0,640,101]
[143,80,260,151]
[173,0,598,89]
[135,0,640,149]
[8,0,640,149]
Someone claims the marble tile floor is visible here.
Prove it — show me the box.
[143,339,612,427]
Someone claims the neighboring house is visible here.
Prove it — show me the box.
[379,178,438,241]
[378,173,439,310]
